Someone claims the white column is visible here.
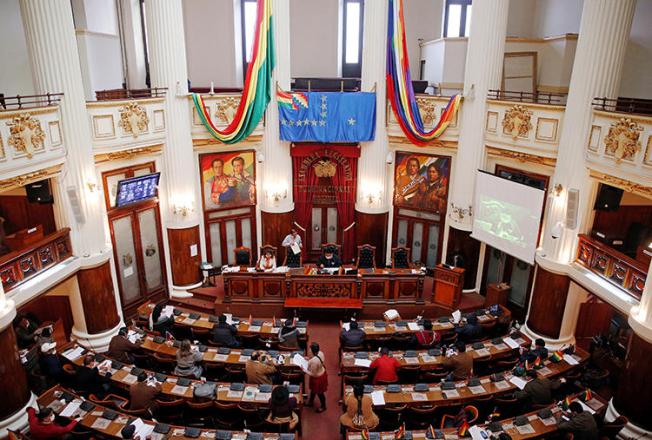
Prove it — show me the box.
[144,0,202,296]
[629,260,652,344]
[19,0,123,344]
[447,0,510,231]
[538,0,636,267]
[260,0,293,213]
[356,0,390,214]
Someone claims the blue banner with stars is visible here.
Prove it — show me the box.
[278,92,376,142]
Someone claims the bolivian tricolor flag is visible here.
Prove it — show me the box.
[581,389,593,402]
[489,408,501,421]
[361,429,370,440]
[394,423,406,439]
[550,351,563,362]
[533,356,543,369]
[458,420,470,437]
[191,0,274,144]
[561,396,572,410]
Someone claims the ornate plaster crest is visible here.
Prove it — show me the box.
[313,159,337,178]
[416,98,437,126]
[215,96,240,124]
[604,117,642,162]
[0,133,4,160]
[6,113,46,158]
[118,102,149,137]
[502,105,533,140]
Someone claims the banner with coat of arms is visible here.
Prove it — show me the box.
[277,90,376,142]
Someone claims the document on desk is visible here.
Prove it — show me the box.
[516,424,536,435]
[538,366,553,376]
[123,374,138,385]
[469,426,487,440]
[170,385,188,395]
[452,310,462,324]
[563,354,579,365]
[503,337,520,349]
[354,358,372,368]
[443,389,460,399]
[469,385,486,395]
[475,348,491,357]
[130,418,155,439]
[62,346,85,361]
[509,376,528,390]
[411,393,428,401]
[494,380,510,390]
[407,322,421,331]
[91,418,112,430]
[371,390,385,405]
[60,400,82,417]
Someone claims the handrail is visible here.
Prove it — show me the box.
[592,96,652,116]
[291,77,362,92]
[575,234,646,301]
[487,89,566,105]
[94,87,167,101]
[0,93,64,110]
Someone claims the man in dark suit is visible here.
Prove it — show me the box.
[515,369,565,405]
[129,372,161,415]
[558,401,599,440]
[455,315,483,342]
[74,354,111,396]
[210,315,240,347]
[39,342,64,384]
[521,338,549,362]
[318,248,342,268]
[340,321,366,349]
[107,327,141,363]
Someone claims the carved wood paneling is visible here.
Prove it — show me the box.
[526,267,570,339]
[167,226,202,286]
[77,261,120,334]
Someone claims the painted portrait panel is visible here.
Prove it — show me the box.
[199,150,256,211]
[393,152,451,213]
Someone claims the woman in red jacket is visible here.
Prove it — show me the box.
[27,407,78,440]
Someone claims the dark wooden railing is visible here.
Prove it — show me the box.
[94,87,167,101]
[488,89,566,105]
[0,228,72,293]
[592,97,652,116]
[189,87,244,94]
[291,77,362,92]
[0,93,63,110]
[576,234,646,300]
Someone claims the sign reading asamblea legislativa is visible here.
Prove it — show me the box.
[277,91,376,142]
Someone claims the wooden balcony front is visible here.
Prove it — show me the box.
[0,228,72,293]
[576,233,647,301]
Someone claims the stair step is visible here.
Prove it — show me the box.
[188,286,221,303]
[170,296,214,314]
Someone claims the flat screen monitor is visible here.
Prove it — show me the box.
[115,172,160,208]
[471,171,545,264]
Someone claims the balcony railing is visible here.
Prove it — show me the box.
[0,93,63,111]
[488,89,566,106]
[94,87,167,101]
[291,77,361,92]
[576,234,646,301]
[592,97,652,116]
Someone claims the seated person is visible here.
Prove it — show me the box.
[340,320,366,349]
[39,342,64,383]
[412,319,441,348]
[278,319,301,349]
[27,407,78,440]
[266,385,299,431]
[520,338,549,362]
[107,327,141,364]
[515,369,565,405]
[455,315,482,342]
[558,401,599,440]
[257,249,277,271]
[369,347,400,384]
[130,372,162,415]
[35,325,55,348]
[318,247,342,269]
[210,314,240,347]
[246,351,278,384]
[442,341,473,381]
[15,315,39,349]
[74,354,111,396]
[120,424,138,440]
[149,303,175,336]
[174,339,203,379]
[340,383,380,432]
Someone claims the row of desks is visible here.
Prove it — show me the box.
[38,386,295,440]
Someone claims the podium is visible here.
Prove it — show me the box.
[485,283,511,307]
[432,264,465,308]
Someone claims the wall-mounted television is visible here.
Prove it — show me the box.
[115,172,161,208]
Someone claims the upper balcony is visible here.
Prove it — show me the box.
[86,88,167,160]
[586,97,652,194]
[484,89,566,163]
[0,94,66,185]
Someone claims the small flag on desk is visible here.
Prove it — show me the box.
[533,356,543,369]
[458,420,470,437]
[488,407,501,421]
[272,316,277,327]
[581,389,593,402]
[550,351,563,362]
[427,425,437,438]
[561,396,572,410]
[361,429,370,440]
[248,314,253,325]
[394,423,406,439]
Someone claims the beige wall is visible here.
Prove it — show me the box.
[404,0,443,80]
[0,0,35,96]
[620,0,652,99]
[290,0,339,78]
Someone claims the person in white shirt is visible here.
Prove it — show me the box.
[257,249,277,271]
[282,229,302,255]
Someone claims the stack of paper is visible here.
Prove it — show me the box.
[60,400,82,417]
[371,390,385,405]
[407,322,421,331]
[292,354,309,371]
[354,359,372,368]
[130,419,155,439]
[563,354,579,365]
[452,310,462,324]
[62,346,85,361]
[503,337,520,349]
[509,376,528,390]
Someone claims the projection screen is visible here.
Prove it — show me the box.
[471,171,545,264]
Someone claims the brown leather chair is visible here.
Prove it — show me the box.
[391,247,411,269]
[234,246,252,265]
[356,244,376,269]
[320,242,342,257]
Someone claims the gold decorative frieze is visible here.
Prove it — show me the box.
[502,105,533,140]
[0,133,4,160]
[485,146,556,167]
[94,144,163,164]
[416,98,437,126]
[603,117,642,162]
[589,170,652,199]
[0,164,63,192]
[118,102,149,138]
[6,113,46,158]
[215,97,240,124]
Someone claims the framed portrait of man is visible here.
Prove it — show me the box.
[199,150,256,211]
[393,152,450,213]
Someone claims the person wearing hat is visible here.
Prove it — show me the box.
[107,327,141,364]
[318,247,342,269]
[27,406,79,440]
[210,314,240,347]
[39,341,64,383]
[558,401,599,440]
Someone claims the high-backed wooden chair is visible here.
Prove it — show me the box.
[258,244,277,268]
[391,247,411,269]
[283,246,303,267]
[233,246,252,266]
[320,242,342,257]
[356,244,376,269]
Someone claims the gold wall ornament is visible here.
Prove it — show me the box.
[118,102,149,137]
[0,164,63,193]
[94,144,163,163]
[603,117,642,162]
[485,146,556,167]
[6,113,46,158]
[215,96,241,124]
[313,159,337,178]
[589,170,652,199]
[0,133,5,160]
[502,105,533,140]
[416,98,437,126]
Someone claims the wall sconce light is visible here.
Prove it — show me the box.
[265,182,288,203]
[86,182,99,193]
[450,203,472,220]
[553,183,563,197]
[173,203,194,217]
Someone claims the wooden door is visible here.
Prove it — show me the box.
[392,208,442,267]
[205,206,257,266]
[576,300,614,350]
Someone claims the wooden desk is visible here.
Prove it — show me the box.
[342,348,588,408]
[340,334,530,373]
[38,386,294,440]
[345,391,607,440]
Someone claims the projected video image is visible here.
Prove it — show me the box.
[475,196,533,248]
